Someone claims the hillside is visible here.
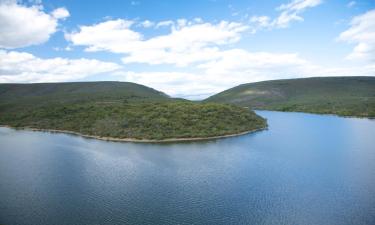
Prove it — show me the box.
[0,82,170,106]
[0,82,266,141]
[205,77,375,117]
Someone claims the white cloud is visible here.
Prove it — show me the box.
[1,47,373,99]
[318,64,375,76]
[112,49,315,99]
[139,20,154,28]
[113,47,375,99]
[199,49,311,75]
[52,7,70,20]
[0,1,70,48]
[65,14,374,99]
[114,71,212,99]
[0,50,121,83]
[250,0,322,31]
[65,19,141,52]
[122,47,222,67]
[155,20,174,28]
[66,19,248,66]
[277,0,322,12]
[249,16,271,29]
[339,9,375,61]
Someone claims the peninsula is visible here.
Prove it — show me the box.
[0,82,267,141]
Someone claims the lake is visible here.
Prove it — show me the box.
[0,111,374,225]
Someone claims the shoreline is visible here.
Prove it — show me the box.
[253,109,375,119]
[0,125,267,143]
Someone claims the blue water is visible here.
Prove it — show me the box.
[0,111,374,225]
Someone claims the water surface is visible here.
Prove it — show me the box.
[1,111,374,225]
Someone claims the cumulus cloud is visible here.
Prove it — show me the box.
[114,71,212,99]
[139,20,154,28]
[65,19,141,52]
[66,19,248,66]
[51,7,70,19]
[64,13,375,99]
[0,50,121,83]
[0,1,69,48]
[112,49,317,99]
[198,49,311,75]
[339,9,375,61]
[1,47,373,99]
[250,0,322,31]
[113,46,375,99]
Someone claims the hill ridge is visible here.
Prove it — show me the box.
[205,76,375,117]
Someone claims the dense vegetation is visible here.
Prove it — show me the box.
[205,77,375,117]
[0,81,170,105]
[0,82,266,140]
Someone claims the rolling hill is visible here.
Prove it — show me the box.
[0,81,170,106]
[0,82,266,141]
[205,76,375,117]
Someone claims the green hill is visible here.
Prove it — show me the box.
[0,81,170,106]
[205,77,375,117]
[0,82,266,141]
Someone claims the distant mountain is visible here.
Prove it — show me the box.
[0,82,266,141]
[205,77,375,117]
[0,81,170,106]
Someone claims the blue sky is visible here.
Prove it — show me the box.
[0,0,374,99]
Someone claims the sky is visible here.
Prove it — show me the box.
[0,0,374,99]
